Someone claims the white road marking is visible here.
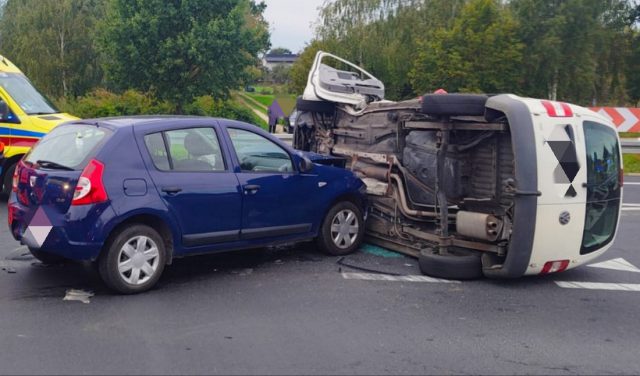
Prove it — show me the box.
[622,203,640,207]
[556,281,640,292]
[621,208,640,211]
[587,258,640,273]
[624,182,640,186]
[341,272,460,284]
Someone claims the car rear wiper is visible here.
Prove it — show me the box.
[36,160,74,171]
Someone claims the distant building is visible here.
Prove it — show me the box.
[262,53,299,71]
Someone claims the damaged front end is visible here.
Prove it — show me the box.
[293,52,539,279]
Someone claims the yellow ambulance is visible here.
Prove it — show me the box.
[0,54,78,195]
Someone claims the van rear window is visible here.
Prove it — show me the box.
[24,125,112,170]
[581,121,621,254]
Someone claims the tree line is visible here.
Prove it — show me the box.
[0,0,270,115]
[290,0,640,107]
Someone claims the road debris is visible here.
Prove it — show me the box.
[63,289,94,304]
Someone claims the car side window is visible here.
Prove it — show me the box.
[144,127,225,172]
[227,128,294,173]
[144,133,171,170]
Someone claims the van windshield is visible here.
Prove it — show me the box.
[0,72,58,115]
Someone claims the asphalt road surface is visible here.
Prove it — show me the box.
[1,178,640,375]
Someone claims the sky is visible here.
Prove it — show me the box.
[262,0,327,53]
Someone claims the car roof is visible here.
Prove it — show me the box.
[62,115,282,143]
[69,115,221,129]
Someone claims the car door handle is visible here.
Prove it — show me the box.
[243,184,260,195]
[161,187,182,195]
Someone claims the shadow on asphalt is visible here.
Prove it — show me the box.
[3,242,326,297]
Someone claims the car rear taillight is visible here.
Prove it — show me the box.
[72,159,108,206]
[7,204,15,227]
[540,260,570,274]
[12,165,19,192]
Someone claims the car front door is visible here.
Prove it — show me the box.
[142,125,243,249]
[225,127,322,240]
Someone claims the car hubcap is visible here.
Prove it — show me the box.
[331,209,359,249]
[117,235,160,285]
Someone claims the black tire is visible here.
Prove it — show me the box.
[420,93,488,116]
[29,248,67,265]
[418,247,483,280]
[317,201,365,256]
[98,224,166,294]
[296,97,336,114]
[2,161,16,196]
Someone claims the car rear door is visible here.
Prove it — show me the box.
[140,124,243,249]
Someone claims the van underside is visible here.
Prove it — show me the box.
[294,95,520,277]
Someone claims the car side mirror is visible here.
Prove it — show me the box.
[298,156,314,173]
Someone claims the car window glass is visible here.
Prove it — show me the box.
[227,128,293,173]
[145,128,224,172]
[24,125,111,170]
[144,132,170,171]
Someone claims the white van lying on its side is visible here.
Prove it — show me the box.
[292,51,623,280]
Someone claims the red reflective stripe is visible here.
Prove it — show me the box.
[541,101,557,117]
[542,101,573,118]
[0,136,39,148]
[560,103,573,117]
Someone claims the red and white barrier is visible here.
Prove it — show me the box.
[590,107,640,133]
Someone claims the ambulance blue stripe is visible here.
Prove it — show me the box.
[0,127,45,138]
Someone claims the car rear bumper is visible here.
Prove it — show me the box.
[8,196,116,261]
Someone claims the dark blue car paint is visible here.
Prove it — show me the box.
[9,117,365,262]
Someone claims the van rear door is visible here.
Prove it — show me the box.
[581,121,622,254]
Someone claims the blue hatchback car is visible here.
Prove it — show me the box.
[8,117,366,293]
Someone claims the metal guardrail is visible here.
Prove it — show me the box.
[622,139,640,154]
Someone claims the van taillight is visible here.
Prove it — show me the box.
[540,260,570,274]
[619,168,624,187]
[72,159,108,205]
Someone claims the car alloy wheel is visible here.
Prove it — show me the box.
[330,209,360,249]
[117,235,160,285]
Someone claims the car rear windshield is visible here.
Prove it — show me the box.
[24,124,112,170]
[581,121,621,254]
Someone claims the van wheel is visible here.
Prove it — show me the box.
[418,247,483,280]
[98,224,166,294]
[420,94,488,117]
[317,201,365,256]
[29,248,67,265]
[2,161,16,196]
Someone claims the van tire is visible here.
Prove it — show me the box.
[98,224,166,294]
[420,94,488,117]
[296,97,336,114]
[418,247,483,280]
